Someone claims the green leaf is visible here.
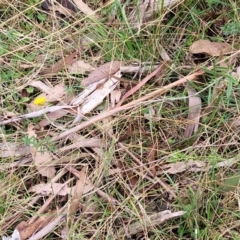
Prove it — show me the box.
[37,13,47,21]
[20,97,30,103]
[26,86,34,93]
[218,171,240,192]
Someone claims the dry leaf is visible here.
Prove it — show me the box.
[80,72,120,114]
[59,137,102,152]
[27,81,72,125]
[37,109,68,127]
[81,61,122,87]
[190,39,233,56]
[161,160,206,174]
[29,83,66,108]
[67,60,95,74]
[184,85,201,138]
[0,142,30,158]
[32,151,56,179]
[28,124,56,178]
[29,182,93,197]
[70,78,106,106]
[30,183,70,196]
[29,81,51,93]
[70,71,121,124]
[73,0,97,17]
[40,51,78,75]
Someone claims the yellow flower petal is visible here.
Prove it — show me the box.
[33,97,46,106]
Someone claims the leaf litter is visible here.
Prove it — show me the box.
[2,0,240,239]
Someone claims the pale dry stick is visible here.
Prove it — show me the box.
[118,210,186,236]
[116,63,166,107]
[51,70,204,142]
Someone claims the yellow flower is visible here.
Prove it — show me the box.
[33,96,46,106]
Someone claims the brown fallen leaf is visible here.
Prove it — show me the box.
[67,60,95,74]
[28,124,56,178]
[0,142,30,158]
[29,181,94,197]
[184,85,201,138]
[40,51,78,76]
[30,183,69,196]
[81,61,122,87]
[190,39,233,56]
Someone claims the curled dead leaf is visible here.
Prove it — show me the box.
[190,39,233,56]
[81,61,122,87]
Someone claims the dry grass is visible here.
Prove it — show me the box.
[1,0,240,239]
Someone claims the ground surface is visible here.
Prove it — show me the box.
[1,0,240,239]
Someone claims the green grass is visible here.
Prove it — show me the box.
[1,0,240,239]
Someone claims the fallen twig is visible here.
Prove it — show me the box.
[51,69,204,142]
[116,63,166,107]
[118,210,186,236]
